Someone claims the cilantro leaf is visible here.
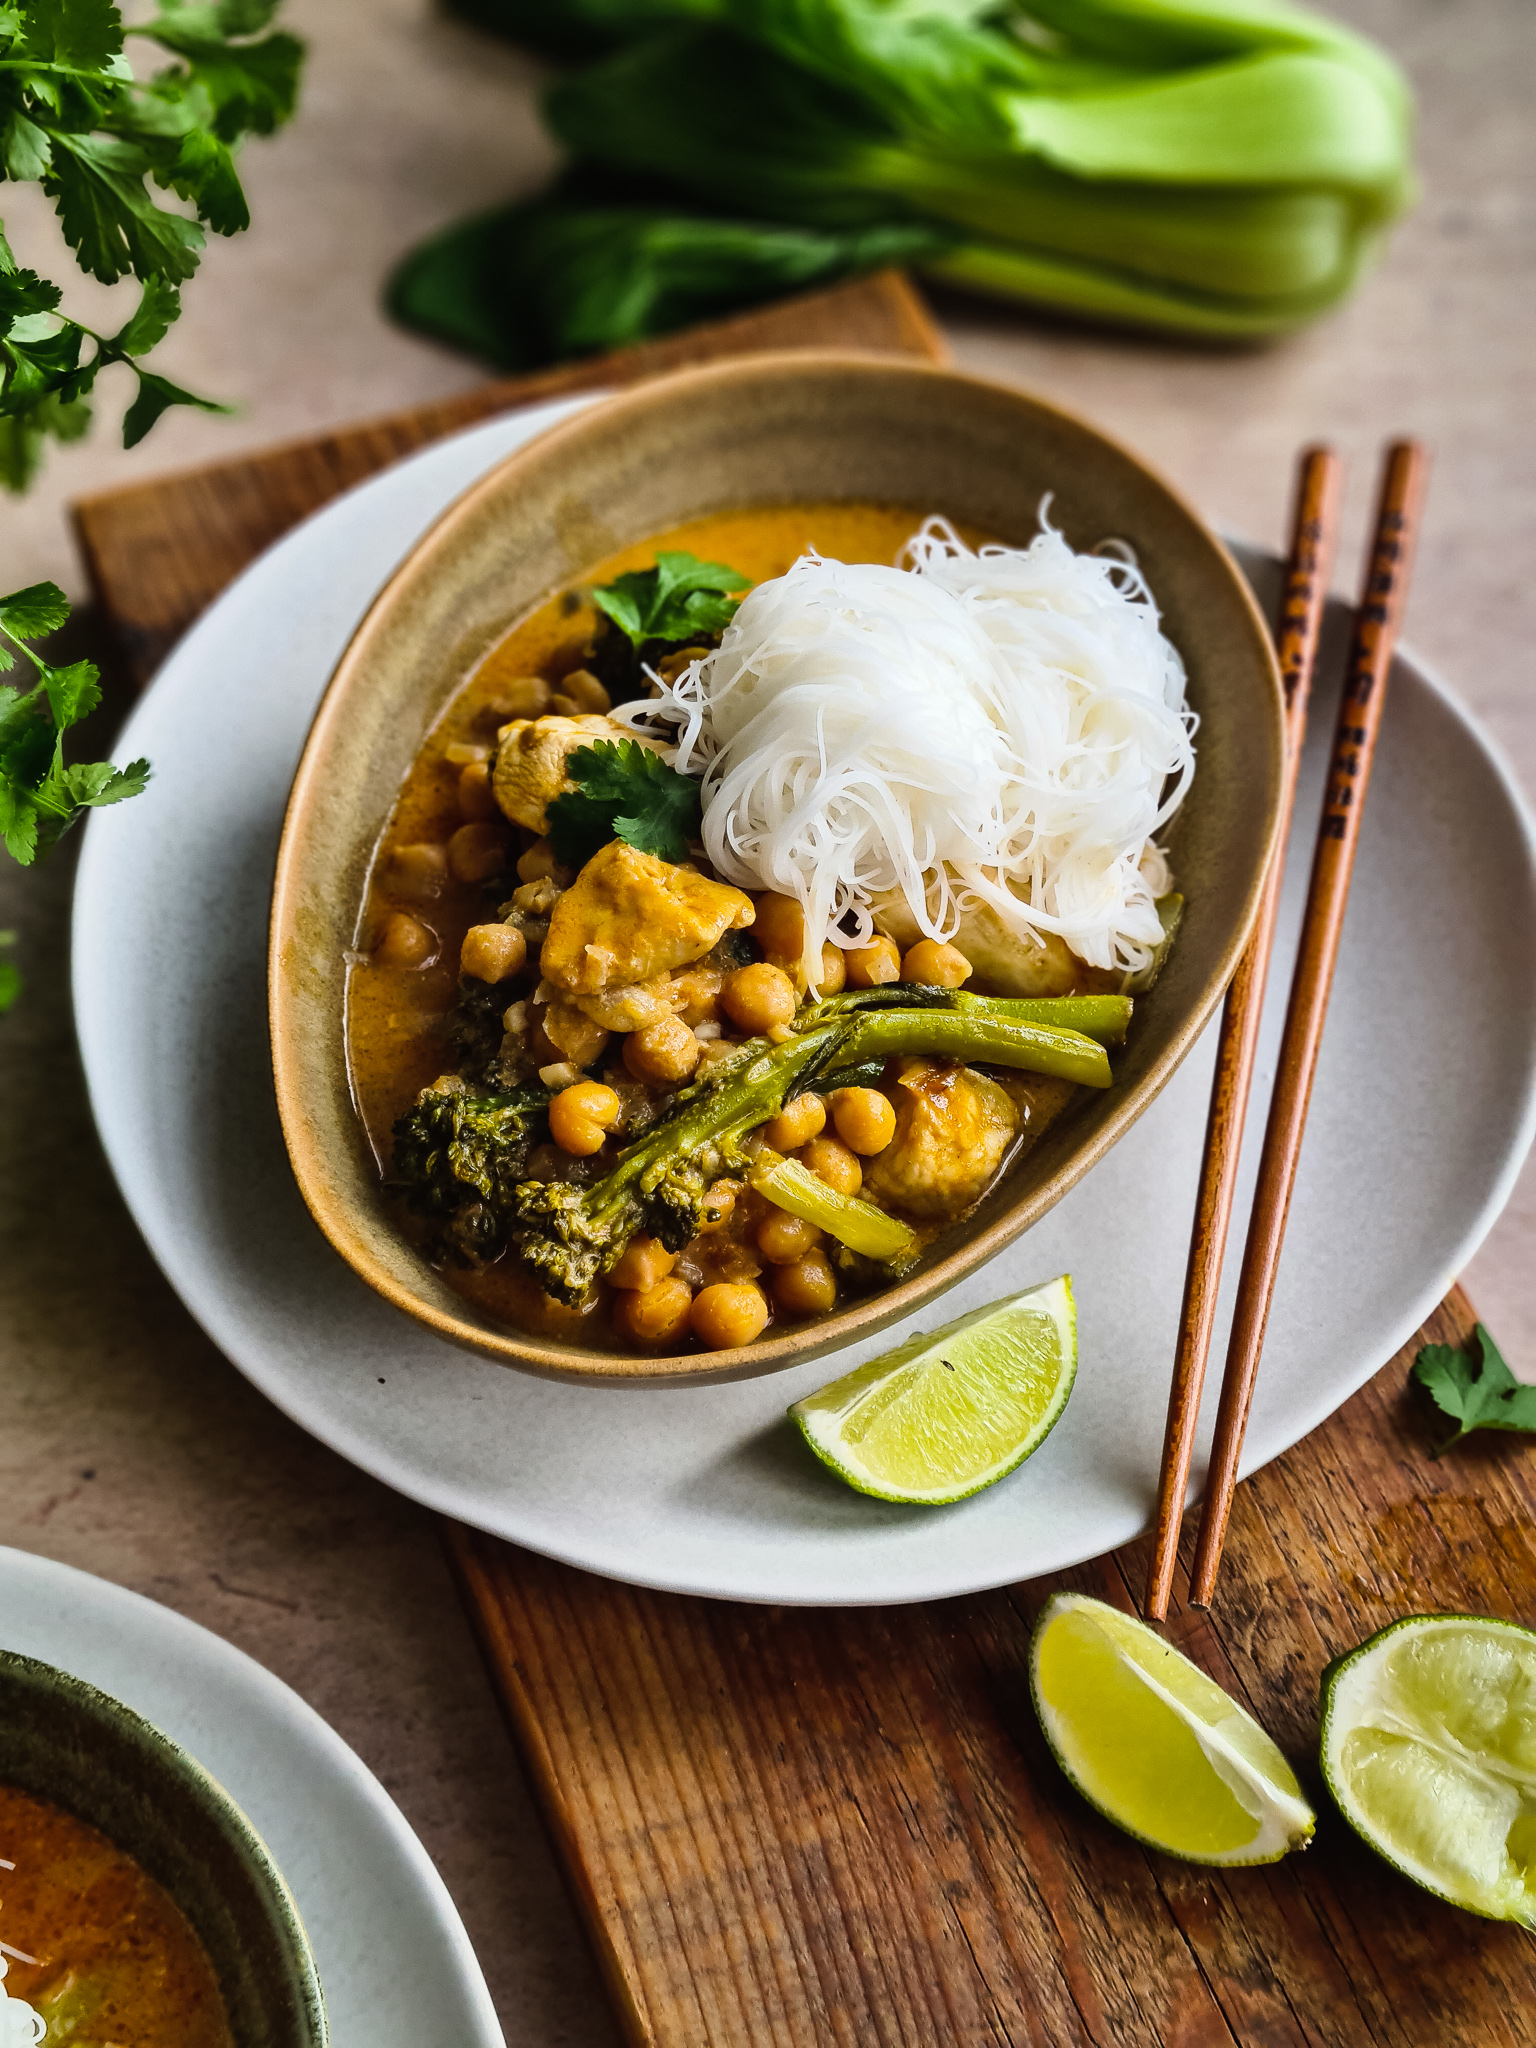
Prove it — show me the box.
[0,583,150,866]
[1411,1323,1536,1454]
[591,549,748,651]
[0,580,72,643]
[0,929,19,1015]
[545,738,702,866]
[0,0,301,486]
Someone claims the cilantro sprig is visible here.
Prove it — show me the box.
[0,0,304,488]
[591,549,748,651]
[1411,1323,1536,1455]
[0,580,149,866]
[546,738,701,867]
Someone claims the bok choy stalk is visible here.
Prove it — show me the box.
[398,0,1412,361]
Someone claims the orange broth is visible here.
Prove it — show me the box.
[346,501,1080,1346]
[0,1782,233,2046]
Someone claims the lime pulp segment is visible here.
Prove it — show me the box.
[788,1275,1076,1504]
[1320,1613,1536,1925]
[1031,1592,1315,1866]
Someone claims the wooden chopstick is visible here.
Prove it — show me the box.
[1143,448,1343,1621]
[1186,439,1430,1608]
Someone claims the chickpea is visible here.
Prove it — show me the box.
[448,821,512,883]
[614,1275,694,1351]
[385,841,447,904]
[808,945,842,996]
[670,963,723,1026]
[762,1091,825,1153]
[548,1080,622,1157]
[720,962,797,1035]
[540,999,610,1070]
[901,938,971,989]
[654,647,705,686]
[516,837,570,886]
[800,1134,862,1196]
[624,1014,702,1084]
[699,1179,742,1232]
[690,1281,770,1352]
[757,1209,823,1265]
[372,910,436,969]
[752,893,805,967]
[457,759,499,823]
[845,935,902,987]
[771,1250,836,1319]
[608,1234,677,1290]
[828,1086,897,1157]
[489,676,551,721]
[553,667,610,714]
[459,922,527,983]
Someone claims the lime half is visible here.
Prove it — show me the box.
[789,1275,1076,1504]
[1031,1592,1316,1865]
[1320,1613,1536,1925]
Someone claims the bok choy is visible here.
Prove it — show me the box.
[393,0,1412,362]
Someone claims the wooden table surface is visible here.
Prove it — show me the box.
[2,3,1533,2043]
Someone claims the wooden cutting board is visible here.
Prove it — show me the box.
[75,270,1536,2048]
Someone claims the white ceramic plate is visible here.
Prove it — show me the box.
[72,398,1536,1606]
[0,1546,503,2046]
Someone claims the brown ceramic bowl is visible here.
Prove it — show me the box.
[271,351,1282,1384]
[0,1648,327,2046]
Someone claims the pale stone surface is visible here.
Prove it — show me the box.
[0,2,1531,2042]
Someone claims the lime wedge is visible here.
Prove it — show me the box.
[1031,1592,1316,1864]
[1320,1613,1536,1925]
[788,1276,1076,1504]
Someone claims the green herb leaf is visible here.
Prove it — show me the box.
[0,582,151,866]
[1411,1324,1536,1454]
[0,929,20,1015]
[591,549,748,650]
[545,738,702,866]
[0,580,72,644]
[0,0,302,486]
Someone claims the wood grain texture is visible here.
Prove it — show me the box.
[70,269,944,688]
[73,273,1531,2048]
[1146,448,1343,1619]
[1190,444,1431,1605]
[450,1286,1536,2048]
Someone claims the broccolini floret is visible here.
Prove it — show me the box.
[392,1080,551,1263]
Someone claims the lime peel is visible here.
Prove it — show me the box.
[1320,1612,1536,1926]
[788,1275,1076,1505]
[1031,1592,1316,1866]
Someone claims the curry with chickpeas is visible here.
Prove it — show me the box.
[348,503,1179,1360]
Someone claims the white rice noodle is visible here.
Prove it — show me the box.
[613,509,1196,992]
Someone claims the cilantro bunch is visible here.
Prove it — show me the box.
[0,579,147,864]
[0,0,303,489]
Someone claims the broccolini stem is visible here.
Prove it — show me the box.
[952,991,1132,1045]
[832,1009,1112,1087]
[799,982,1131,1046]
[618,1024,843,1190]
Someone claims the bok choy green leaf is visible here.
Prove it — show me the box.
[401,0,1412,359]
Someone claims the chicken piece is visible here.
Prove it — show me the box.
[869,881,1080,997]
[492,714,657,834]
[863,1057,1018,1220]
[541,841,755,996]
[570,975,687,1034]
